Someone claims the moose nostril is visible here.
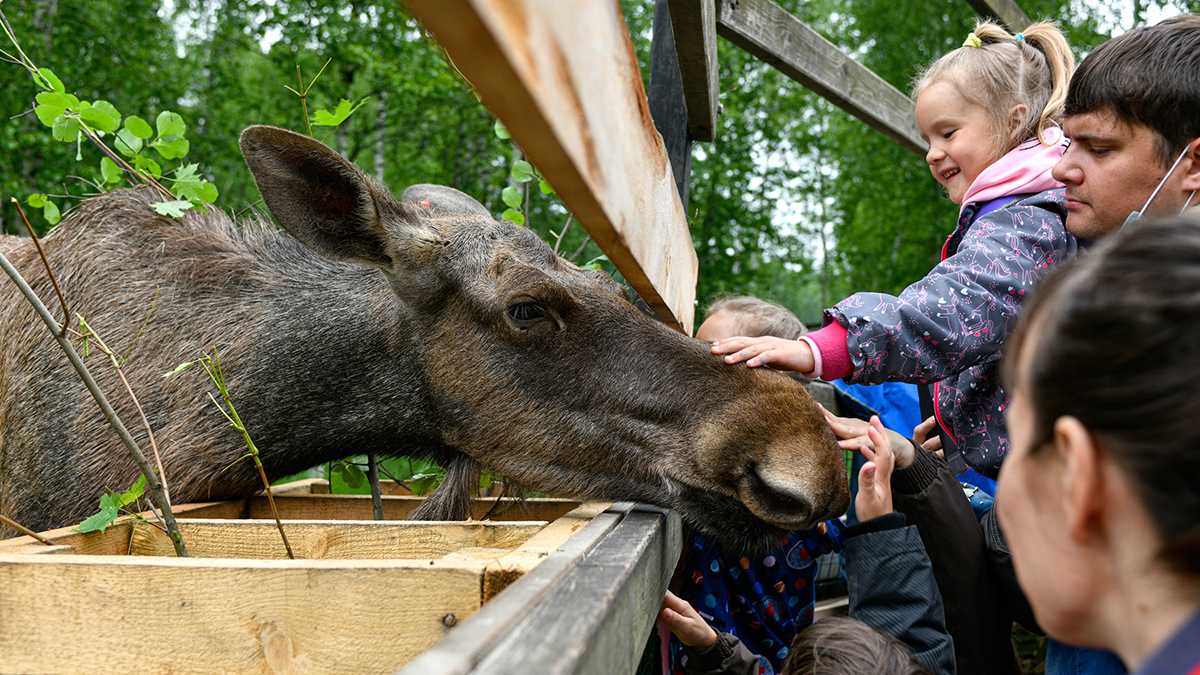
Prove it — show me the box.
[744,463,813,521]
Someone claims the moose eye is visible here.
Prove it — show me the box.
[506,301,546,328]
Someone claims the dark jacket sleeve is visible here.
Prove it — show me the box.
[681,632,759,675]
[843,513,957,675]
[892,448,1020,675]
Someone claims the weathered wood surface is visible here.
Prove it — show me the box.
[666,0,719,143]
[0,555,483,675]
[650,0,696,213]
[253,494,582,523]
[396,503,683,675]
[404,0,699,334]
[964,0,1032,31]
[128,519,546,559]
[716,0,927,156]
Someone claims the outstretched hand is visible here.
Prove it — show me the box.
[659,590,718,650]
[710,335,815,373]
[823,407,916,469]
[855,416,897,522]
[913,415,944,458]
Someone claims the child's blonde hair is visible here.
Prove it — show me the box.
[912,20,1074,160]
[704,295,807,340]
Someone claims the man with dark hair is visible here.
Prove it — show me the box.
[1053,15,1200,239]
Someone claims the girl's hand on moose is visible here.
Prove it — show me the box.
[659,590,718,650]
[822,408,916,469]
[710,335,815,372]
[854,416,896,522]
[913,415,944,455]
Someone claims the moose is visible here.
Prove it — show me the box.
[0,126,848,551]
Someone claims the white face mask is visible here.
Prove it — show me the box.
[1122,143,1200,230]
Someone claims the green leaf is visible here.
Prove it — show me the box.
[27,193,46,208]
[34,103,63,128]
[42,200,61,225]
[34,92,77,129]
[510,160,535,183]
[311,98,368,127]
[115,128,143,156]
[38,68,64,93]
[152,200,193,217]
[580,254,609,270]
[80,100,120,133]
[539,179,555,195]
[132,154,162,178]
[170,163,217,204]
[195,181,219,204]
[73,505,120,533]
[501,208,525,226]
[115,476,147,508]
[153,137,190,160]
[100,157,122,185]
[124,116,154,139]
[163,361,195,377]
[494,119,510,140]
[338,462,366,489]
[409,472,442,496]
[501,186,522,208]
[155,111,186,138]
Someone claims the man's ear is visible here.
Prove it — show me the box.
[1181,136,1200,197]
[1055,416,1106,545]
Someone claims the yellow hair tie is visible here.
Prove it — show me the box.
[963,32,983,48]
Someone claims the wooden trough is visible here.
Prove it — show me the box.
[0,480,682,675]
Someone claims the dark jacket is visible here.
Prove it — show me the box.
[892,447,1022,675]
[681,514,955,675]
[827,190,1076,477]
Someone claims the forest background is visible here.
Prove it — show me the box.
[1,0,1195,327]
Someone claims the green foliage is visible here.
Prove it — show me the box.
[73,475,146,533]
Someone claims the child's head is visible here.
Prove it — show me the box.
[696,295,807,342]
[781,616,933,675]
[913,20,1074,203]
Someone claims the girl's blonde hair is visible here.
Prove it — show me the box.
[912,20,1074,160]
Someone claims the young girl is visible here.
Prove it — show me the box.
[715,20,1077,480]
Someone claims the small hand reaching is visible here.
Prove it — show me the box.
[659,590,718,651]
[710,335,815,373]
[913,415,943,457]
[855,416,897,522]
[823,407,916,469]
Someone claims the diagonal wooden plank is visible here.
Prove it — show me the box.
[715,0,927,156]
[667,0,721,142]
[964,0,1032,31]
[404,0,699,334]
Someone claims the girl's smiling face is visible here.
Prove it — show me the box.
[916,80,1001,205]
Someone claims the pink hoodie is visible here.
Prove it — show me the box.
[801,128,1067,380]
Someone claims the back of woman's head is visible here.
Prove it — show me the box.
[913,19,1075,158]
[781,617,932,675]
[1003,212,1200,576]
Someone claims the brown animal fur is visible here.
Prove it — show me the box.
[0,126,848,550]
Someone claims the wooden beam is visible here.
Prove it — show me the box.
[715,0,927,156]
[404,0,699,334]
[964,0,1032,31]
[666,0,720,142]
[649,0,695,211]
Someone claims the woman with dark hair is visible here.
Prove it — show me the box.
[998,212,1200,673]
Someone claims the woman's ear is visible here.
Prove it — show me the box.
[1055,416,1106,545]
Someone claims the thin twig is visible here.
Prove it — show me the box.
[13,199,69,333]
[478,481,509,521]
[553,214,573,256]
[235,198,265,220]
[569,234,592,263]
[0,250,187,556]
[367,453,383,521]
[0,513,55,545]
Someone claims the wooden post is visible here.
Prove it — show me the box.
[666,0,720,143]
[963,0,1032,31]
[715,0,927,156]
[649,0,694,213]
[404,0,699,334]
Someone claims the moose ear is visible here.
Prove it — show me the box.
[240,125,399,268]
[402,184,492,219]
